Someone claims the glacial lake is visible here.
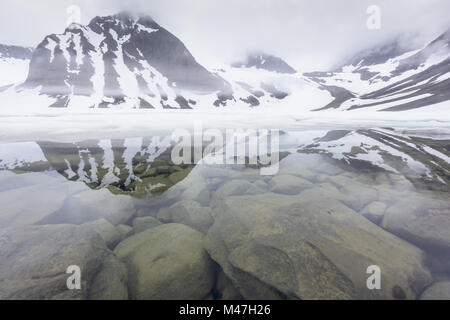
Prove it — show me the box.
[0,126,449,300]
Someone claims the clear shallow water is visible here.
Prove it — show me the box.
[0,128,449,300]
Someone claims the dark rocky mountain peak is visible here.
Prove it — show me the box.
[232,52,296,74]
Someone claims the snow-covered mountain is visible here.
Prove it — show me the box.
[0,12,324,110]
[1,12,450,113]
[22,12,231,109]
[305,29,450,111]
[0,44,33,88]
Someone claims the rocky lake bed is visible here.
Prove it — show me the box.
[0,127,449,300]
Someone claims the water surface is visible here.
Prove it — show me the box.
[0,127,449,300]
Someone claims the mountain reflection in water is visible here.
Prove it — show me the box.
[2,137,196,197]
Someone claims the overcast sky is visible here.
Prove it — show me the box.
[1,0,449,71]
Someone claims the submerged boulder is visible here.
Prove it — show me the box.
[180,182,211,206]
[204,193,432,300]
[115,223,215,300]
[38,188,136,225]
[82,218,122,248]
[88,254,129,300]
[0,183,68,228]
[132,216,162,234]
[213,269,243,300]
[420,281,450,300]
[382,195,450,252]
[0,224,127,300]
[326,175,378,211]
[361,201,386,224]
[116,224,133,239]
[269,174,313,195]
[213,179,256,199]
[157,200,213,234]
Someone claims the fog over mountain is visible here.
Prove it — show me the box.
[1,0,450,71]
[1,6,449,112]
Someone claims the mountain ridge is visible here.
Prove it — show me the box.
[1,12,450,112]
[3,12,318,110]
[232,52,297,74]
[305,28,450,111]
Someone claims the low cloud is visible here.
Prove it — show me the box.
[1,0,449,71]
